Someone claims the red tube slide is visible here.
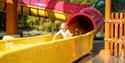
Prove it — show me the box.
[17,0,104,34]
[67,7,104,34]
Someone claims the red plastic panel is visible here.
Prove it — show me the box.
[18,0,84,14]
[45,0,57,10]
[37,0,48,8]
[18,0,23,4]
[80,8,103,25]
[66,7,104,34]
[53,2,80,14]
[80,4,91,9]
[66,13,95,34]
[31,0,38,6]
[18,0,30,5]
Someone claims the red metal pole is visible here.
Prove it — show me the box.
[6,0,18,35]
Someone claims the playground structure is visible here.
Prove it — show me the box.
[0,30,96,63]
[0,0,103,35]
[109,13,125,57]
[0,0,104,63]
[103,0,125,57]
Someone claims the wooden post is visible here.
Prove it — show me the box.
[6,0,18,35]
[105,0,111,50]
[124,13,125,57]
[110,13,114,55]
[119,13,123,56]
[114,13,119,56]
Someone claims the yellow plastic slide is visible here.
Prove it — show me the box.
[0,30,95,63]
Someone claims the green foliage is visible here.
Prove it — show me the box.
[0,12,5,32]
[64,0,98,4]
[18,15,62,34]
[26,16,39,29]
[112,0,125,12]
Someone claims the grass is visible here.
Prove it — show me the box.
[22,30,52,37]
[0,31,4,35]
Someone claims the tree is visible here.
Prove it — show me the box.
[0,12,5,32]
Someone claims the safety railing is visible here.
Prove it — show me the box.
[105,13,125,57]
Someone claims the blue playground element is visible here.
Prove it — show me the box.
[93,0,105,9]
[93,0,105,15]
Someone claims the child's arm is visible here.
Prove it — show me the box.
[53,30,62,40]
[66,30,73,37]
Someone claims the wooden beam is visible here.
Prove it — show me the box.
[6,0,18,35]
[105,0,111,50]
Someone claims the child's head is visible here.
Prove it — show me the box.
[60,22,67,31]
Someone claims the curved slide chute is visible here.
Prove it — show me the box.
[0,0,104,63]
[67,7,104,35]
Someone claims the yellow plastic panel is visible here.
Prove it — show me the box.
[46,10,70,20]
[38,9,46,17]
[30,8,38,16]
[0,30,95,63]
[17,5,21,14]
[54,12,70,20]
[0,34,53,51]
[0,40,8,51]
[11,34,53,44]
[49,39,76,63]
[23,6,29,15]
[0,39,75,63]
[74,30,95,60]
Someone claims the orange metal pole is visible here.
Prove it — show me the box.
[105,0,111,50]
[6,0,18,35]
[119,13,123,56]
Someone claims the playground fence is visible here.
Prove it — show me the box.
[105,12,125,57]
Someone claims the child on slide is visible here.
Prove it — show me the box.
[53,22,72,40]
